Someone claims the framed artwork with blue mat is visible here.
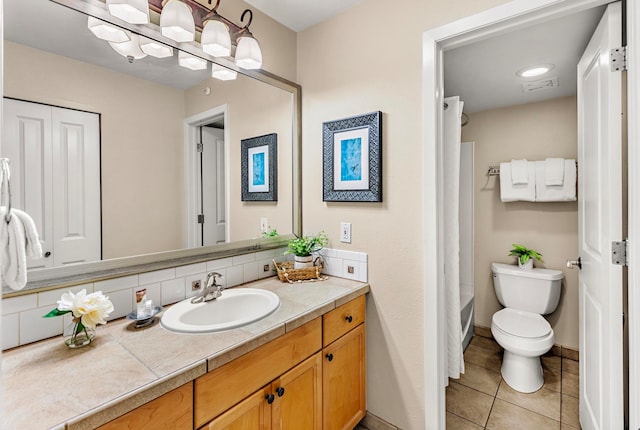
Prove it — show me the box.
[241,133,277,201]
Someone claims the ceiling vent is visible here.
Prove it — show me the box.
[522,77,559,93]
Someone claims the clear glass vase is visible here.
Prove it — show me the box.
[63,320,95,348]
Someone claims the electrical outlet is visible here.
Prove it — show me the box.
[340,222,352,243]
[260,217,268,234]
[347,265,355,274]
[263,264,271,272]
[191,280,201,291]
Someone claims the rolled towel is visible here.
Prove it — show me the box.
[12,208,42,259]
[0,207,43,290]
[545,158,565,186]
[510,159,529,185]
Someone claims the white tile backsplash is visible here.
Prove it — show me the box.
[207,257,233,271]
[2,294,38,316]
[95,275,138,293]
[185,273,207,299]
[232,253,256,265]
[161,278,186,306]
[225,265,244,288]
[138,268,176,285]
[1,248,368,349]
[20,306,64,345]
[176,262,207,278]
[2,314,19,350]
[107,289,134,321]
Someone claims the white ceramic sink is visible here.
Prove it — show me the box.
[161,288,280,333]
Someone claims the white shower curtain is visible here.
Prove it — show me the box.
[443,96,465,380]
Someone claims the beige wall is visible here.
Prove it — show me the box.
[4,41,186,259]
[297,0,509,428]
[462,96,579,349]
[184,75,294,241]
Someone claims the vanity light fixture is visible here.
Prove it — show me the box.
[108,33,148,62]
[87,16,130,43]
[234,10,262,70]
[140,37,174,58]
[517,64,555,78]
[160,0,195,43]
[178,51,207,70]
[211,62,237,80]
[201,1,232,57]
[106,0,149,24]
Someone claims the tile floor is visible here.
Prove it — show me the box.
[446,335,581,429]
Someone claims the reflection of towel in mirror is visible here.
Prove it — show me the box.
[0,207,43,290]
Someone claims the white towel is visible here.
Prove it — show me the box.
[500,161,536,202]
[0,207,42,290]
[510,159,529,185]
[545,158,565,186]
[535,160,577,202]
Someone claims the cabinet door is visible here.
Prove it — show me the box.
[323,324,366,430]
[205,385,271,430]
[97,382,193,430]
[273,353,322,430]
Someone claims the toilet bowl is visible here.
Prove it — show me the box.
[491,308,555,392]
[491,263,563,393]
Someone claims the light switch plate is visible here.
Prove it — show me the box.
[340,222,351,243]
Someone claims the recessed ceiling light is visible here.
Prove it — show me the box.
[516,64,555,78]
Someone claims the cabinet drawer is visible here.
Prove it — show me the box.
[194,318,322,428]
[323,295,365,347]
[97,382,193,430]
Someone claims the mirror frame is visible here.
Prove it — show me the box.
[2,0,302,297]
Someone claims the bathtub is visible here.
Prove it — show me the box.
[460,285,474,351]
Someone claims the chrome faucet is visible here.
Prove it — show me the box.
[191,272,224,303]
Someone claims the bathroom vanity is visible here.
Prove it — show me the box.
[1,277,368,429]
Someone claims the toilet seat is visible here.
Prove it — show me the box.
[492,308,551,339]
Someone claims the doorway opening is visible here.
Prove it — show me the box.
[184,105,229,249]
[422,0,639,429]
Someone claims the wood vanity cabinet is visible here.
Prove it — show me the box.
[322,296,366,430]
[194,318,322,428]
[96,382,193,430]
[205,353,322,429]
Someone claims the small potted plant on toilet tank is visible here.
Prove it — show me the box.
[509,243,543,270]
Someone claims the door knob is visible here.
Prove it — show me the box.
[44,251,51,258]
[566,257,582,270]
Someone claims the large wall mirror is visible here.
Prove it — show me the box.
[2,0,301,295]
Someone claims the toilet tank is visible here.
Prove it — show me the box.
[491,262,563,314]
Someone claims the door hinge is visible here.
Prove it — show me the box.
[196,143,203,153]
[610,47,627,72]
[197,214,205,224]
[611,240,628,266]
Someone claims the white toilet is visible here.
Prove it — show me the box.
[490,262,563,393]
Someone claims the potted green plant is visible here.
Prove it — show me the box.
[509,243,543,270]
[286,231,329,269]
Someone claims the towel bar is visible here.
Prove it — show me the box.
[487,160,578,177]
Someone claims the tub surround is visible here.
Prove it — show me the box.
[2,276,369,429]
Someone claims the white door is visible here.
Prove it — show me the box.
[2,99,54,269]
[201,127,226,245]
[51,107,101,266]
[577,3,624,429]
[2,98,101,268]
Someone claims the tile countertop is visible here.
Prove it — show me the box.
[1,276,370,430]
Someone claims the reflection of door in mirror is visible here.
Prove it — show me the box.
[2,98,101,269]
[200,123,226,246]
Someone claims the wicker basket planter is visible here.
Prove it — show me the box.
[274,260,326,283]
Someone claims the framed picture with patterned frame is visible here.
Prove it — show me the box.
[322,111,382,202]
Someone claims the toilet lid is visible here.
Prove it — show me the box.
[493,308,551,339]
